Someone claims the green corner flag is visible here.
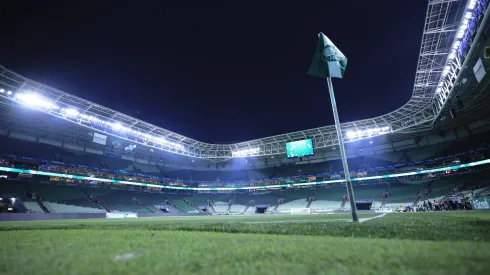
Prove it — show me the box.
[308,32,347,79]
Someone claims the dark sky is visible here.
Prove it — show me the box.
[1,0,427,143]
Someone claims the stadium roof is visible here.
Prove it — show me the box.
[0,0,487,161]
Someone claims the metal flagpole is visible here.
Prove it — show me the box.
[326,77,359,222]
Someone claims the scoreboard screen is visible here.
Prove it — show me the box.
[285,139,314,158]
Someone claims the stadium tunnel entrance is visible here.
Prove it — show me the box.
[155,206,170,213]
[355,201,373,211]
[255,205,269,214]
[0,196,26,213]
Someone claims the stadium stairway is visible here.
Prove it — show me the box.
[182,198,204,213]
[306,200,313,208]
[206,204,215,214]
[81,190,110,212]
[137,201,155,213]
[169,199,198,213]
[128,192,176,213]
[22,201,44,213]
[411,182,433,207]
[475,186,490,197]
[36,200,50,213]
[245,206,256,214]
[84,189,152,213]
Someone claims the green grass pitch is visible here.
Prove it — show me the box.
[1,211,490,274]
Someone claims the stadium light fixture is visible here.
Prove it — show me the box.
[155,137,184,150]
[0,89,4,93]
[15,92,58,110]
[112,123,123,131]
[435,0,485,99]
[6,89,189,153]
[64,108,80,117]
[345,126,391,140]
[232,147,260,157]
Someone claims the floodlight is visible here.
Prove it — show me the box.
[346,131,356,139]
[7,91,12,95]
[0,89,4,93]
[113,123,122,131]
[65,108,79,116]
[232,147,260,157]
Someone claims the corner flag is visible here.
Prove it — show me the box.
[307,32,347,79]
[306,32,358,222]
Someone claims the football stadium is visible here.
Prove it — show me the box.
[1,0,490,274]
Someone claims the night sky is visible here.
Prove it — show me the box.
[1,0,427,143]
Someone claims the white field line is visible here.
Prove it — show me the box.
[357,213,388,223]
[241,213,389,224]
[242,219,349,224]
[115,250,142,262]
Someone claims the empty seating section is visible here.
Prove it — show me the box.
[276,199,308,212]
[428,181,457,198]
[171,199,196,213]
[389,184,424,203]
[213,201,229,213]
[23,201,44,213]
[371,201,382,209]
[29,183,85,201]
[103,158,132,170]
[28,183,105,210]
[229,204,246,213]
[209,194,232,203]
[1,137,73,160]
[282,189,315,201]
[233,193,280,205]
[352,186,385,201]
[309,200,340,211]
[314,188,346,201]
[130,192,168,207]
[43,202,106,213]
[63,155,132,170]
[132,163,162,176]
[183,194,209,207]
[81,187,113,196]
[86,190,151,212]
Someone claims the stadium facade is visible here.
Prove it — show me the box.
[0,0,490,215]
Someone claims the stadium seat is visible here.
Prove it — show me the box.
[43,202,106,213]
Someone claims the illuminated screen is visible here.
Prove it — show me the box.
[286,139,314,158]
